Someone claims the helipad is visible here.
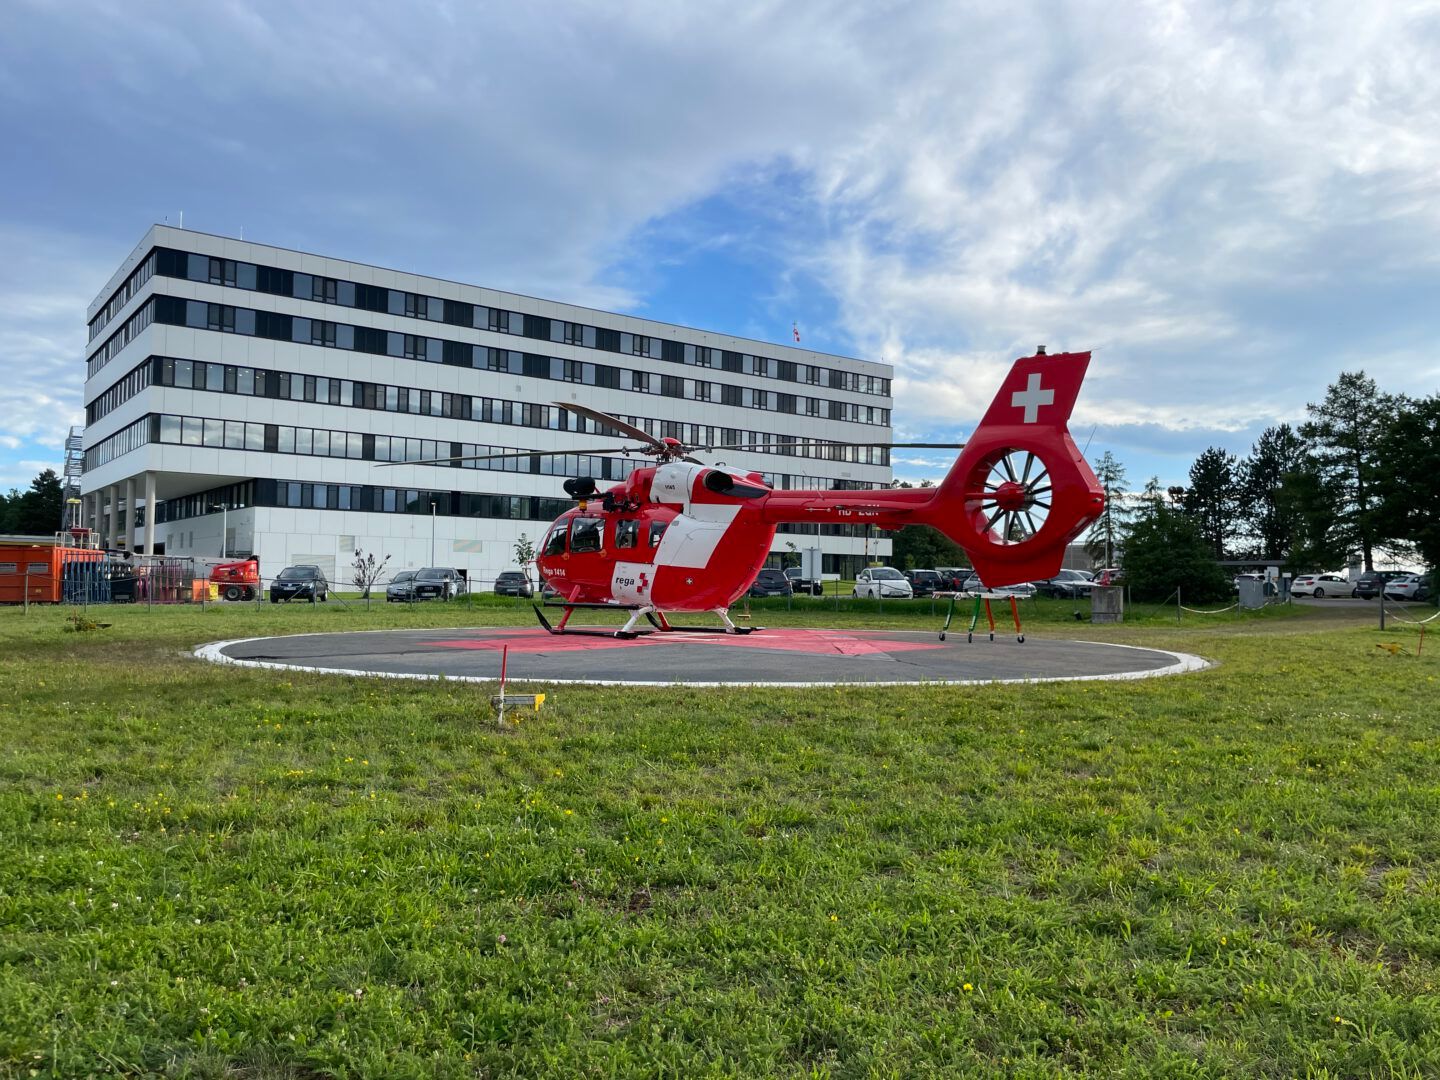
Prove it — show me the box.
[196,626,1207,687]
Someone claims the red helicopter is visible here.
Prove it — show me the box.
[395,349,1104,638]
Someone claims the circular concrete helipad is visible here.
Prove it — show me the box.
[196,626,1206,687]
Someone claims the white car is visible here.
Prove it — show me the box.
[853,567,914,599]
[1290,573,1350,598]
[1384,574,1432,602]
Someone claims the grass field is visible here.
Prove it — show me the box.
[3,598,1439,1077]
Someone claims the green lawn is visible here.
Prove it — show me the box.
[2,600,1439,1077]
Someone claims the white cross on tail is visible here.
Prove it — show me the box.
[1011,372,1055,423]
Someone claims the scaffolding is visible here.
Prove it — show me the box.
[62,425,84,530]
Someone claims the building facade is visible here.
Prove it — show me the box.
[79,226,895,587]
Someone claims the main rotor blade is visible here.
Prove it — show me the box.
[553,401,662,447]
[377,446,644,467]
[697,441,967,452]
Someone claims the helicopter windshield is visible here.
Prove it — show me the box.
[543,524,567,556]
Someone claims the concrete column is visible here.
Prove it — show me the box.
[123,476,136,551]
[105,485,118,550]
[143,472,157,555]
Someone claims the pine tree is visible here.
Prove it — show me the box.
[1238,424,1309,559]
[1084,451,1129,568]
[1300,372,1393,571]
[1184,447,1240,559]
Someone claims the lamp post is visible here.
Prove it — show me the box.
[430,500,437,566]
[209,503,228,558]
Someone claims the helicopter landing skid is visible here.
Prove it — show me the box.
[532,603,758,639]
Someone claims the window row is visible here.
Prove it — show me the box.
[88,354,893,467]
[86,300,156,378]
[86,361,153,423]
[89,252,156,341]
[83,416,150,470]
[154,478,573,526]
[125,296,891,426]
[150,413,645,480]
[85,246,889,398]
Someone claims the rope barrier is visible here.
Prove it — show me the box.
[1379,602,1440,625]
[1179,603,1240,615]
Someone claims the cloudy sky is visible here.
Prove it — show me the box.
[3,0,1438,495]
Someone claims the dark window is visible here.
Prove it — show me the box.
[661,340,683,363]
[523,314,550,340]
[594,327,620,352]
[255,310,292,340]
[614,519,639,549]
[543,525,567,556]
[442,298,473,326]
[354,283,389,312]
[649,520,668,547]
[442,339,472,367]
[570,516,603,553]
[721,351,742,372]
[353,326,386,354]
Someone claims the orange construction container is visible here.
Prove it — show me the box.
[0,542,103,604]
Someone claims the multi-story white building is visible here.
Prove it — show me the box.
[79,226,895,586]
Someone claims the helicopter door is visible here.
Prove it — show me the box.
[610,518,651,605]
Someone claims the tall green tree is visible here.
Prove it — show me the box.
[1084,451,1129,568]
[1183,446,1241,559]
[2,469,64,535]
[1300,371,1393,571]
[1238,424,1309,559]
[1121,496,1232,603]
[1373,393,1440,578]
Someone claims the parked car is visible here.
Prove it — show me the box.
[749,568,794,597]
[783,566,824,596]
[1032,569,1095,598]
[904,569,943,596]
[270,564,328,603]
[934,567,970,591]
[414,567,463,600]
[385,569,418,602]
[1290,573,1349,598]
[1233,572,1265,590]
[854,567,914,599]
[539,579,563,601]
[961,573,1037,599]
[494,570,533,598]
[1352,570,1407,598]
[1383,574,1432,602]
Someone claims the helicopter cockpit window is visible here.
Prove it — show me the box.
[570,516,603,553]
[614,519,639,549]
[649,520,668,547]
[543,524,567,556]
